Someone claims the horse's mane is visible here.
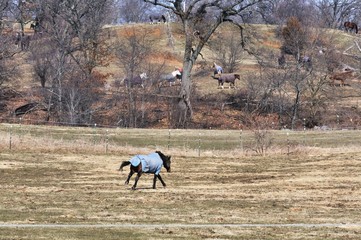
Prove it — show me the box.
[156,151,169,161]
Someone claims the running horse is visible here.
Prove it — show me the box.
[118,151,171,190]
[344,21,358,34]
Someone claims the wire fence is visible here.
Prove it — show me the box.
[1,119,361,156]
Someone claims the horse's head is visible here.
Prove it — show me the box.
[156,151,171,172]
[234,74,241,80]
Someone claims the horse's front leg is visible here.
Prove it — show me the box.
[132,172,142,190]
[156,174,166,188]
[125,170,134,185]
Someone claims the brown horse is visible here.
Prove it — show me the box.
[118,151,171,190]
[213,74,240,89]
[330,70,353,86]
[344,21,358,34]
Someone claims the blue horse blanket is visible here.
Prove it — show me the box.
[129,153,163,175]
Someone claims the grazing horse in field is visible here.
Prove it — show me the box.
[344,21,358,34]
[214,73,240,89]
[212,62,223,77]
[118,151,171,190]
[123,73,148,88]
[159,69,182,87]
[149,14,166,24]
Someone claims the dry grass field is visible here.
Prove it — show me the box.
[1,124,361,239]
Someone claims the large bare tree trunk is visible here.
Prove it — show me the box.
[175,20,194,127]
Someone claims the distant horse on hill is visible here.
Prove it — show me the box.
[149,14,166,24]
[14,32,30,51]
[123,73,148,88]
[213,73,240,89]
[212,62,223,77]
[329,70,353,86]
[299,55,312,71]
[344,21,358,34]
[158,69,182,87]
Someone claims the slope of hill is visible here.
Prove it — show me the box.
[1,22,361,129]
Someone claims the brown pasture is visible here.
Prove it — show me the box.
[1,126,361,239]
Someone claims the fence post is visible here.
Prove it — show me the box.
[168,129,171,150]
[9,125,12,150]
[93,123,97,145]
[287,132,290,157]
[336,115,339,129]
[105,129,109,154]
[303,118,306,146]
[239,129,243,153]
[198,132,201,157]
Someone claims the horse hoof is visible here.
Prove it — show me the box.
[131,186,136,190]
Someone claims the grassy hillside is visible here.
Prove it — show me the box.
[1,22,361,129]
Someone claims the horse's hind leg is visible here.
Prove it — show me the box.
[153,174,157,189]
[132,172,142,190]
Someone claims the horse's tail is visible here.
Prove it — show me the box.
[118,161,130,171]
[355,24,358,34]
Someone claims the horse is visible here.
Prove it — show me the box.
[159,69,182,87]
[14,32,21,48]
[214,73,240,89]
[30,20,40,34]
[123,73,148,88]
[118,151,171,190]
[14,33,30,51]
[21,35,30,50]
[278,54,286,68]
[149,14,166,24]
[299,55,312,71]
[329,70,353,87]
[212,62,223,77]
[344,21,358,34]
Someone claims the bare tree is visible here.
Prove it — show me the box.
[275,0,317,26]
[0,0,17,89]
[29,0,114,124]
[208,26,244,73]
[316,0,361,29]
[114,26,155,127]
[144,0,262,127]
[118,0,152,23]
